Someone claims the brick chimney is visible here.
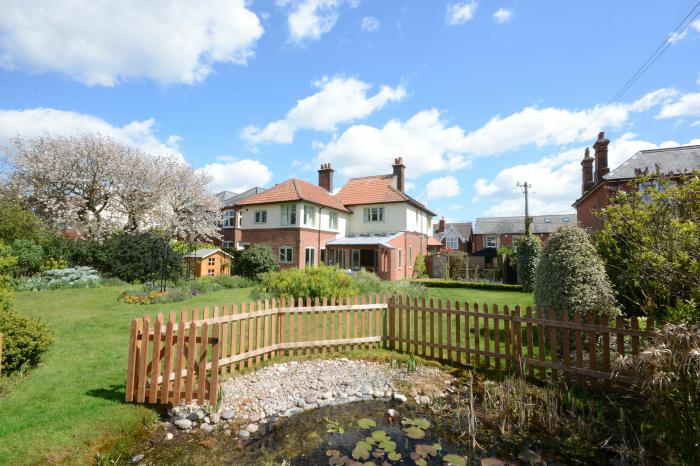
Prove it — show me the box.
[318,162,334,192]
[437,217,446,234]
[593,131,610,184]
[581,147,594,194]
[392,157,405,192]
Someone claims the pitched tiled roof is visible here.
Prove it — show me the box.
[603,145,700,180]
[238,178,350,212]
[336,174,436,215]
[435,222,472,241]
[474,214,576,235]
[428,236,443,247]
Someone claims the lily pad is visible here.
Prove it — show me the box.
[443,454,468,466]
[401,417,430,429]
[414,443,439,458]
[352,440,372,461]
[378,439,397,453]
[357,418,376,429]
[387,451,401,461]
[404,426,425,439]
[415,459,427,466]
[370,430,391,442]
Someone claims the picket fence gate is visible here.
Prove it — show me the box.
[125,295,653,405]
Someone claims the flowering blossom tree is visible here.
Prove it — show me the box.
[3,134,221,240]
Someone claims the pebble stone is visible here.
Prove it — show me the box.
[174,419,192,430]
[131,454,144,464]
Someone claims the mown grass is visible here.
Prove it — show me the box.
[0,285,533,465]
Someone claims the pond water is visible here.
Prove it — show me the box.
[139,399,559,466]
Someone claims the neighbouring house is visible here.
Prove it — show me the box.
[216,187,267,249]
[185,248,232,277]
[433,218,472,253]
[573,132,700,231]
[427,236,444,255]
[237,158,436,280]
[472,214,576,267]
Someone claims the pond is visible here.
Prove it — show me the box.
[139,399,567,466]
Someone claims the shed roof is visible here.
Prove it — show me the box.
[184,248,231,259]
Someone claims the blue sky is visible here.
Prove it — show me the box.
[1,0,699,222]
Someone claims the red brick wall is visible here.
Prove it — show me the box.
[575,182,622,232]
[240,227,336,268]
[387,232,427,280]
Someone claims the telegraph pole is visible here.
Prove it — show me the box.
[517,181,532,235]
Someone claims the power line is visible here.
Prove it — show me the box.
[607,1,700,105]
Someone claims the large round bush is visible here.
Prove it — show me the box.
[515,235,541,292]
[534,225,618,319]
[254,265,357,300]
[0,310,54,373]
[234,244,278,280]
[102,232,182,283]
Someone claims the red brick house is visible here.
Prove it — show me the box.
[573,132,700,231]
[216,187,266,249]
[433,218,472,253]
[237,158,436,280]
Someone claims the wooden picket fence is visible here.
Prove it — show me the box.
[125,296,387,405]
[125,296,654,405]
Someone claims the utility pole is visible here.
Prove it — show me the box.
[517,181,532,235]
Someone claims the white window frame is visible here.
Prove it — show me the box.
[303,204,316,226]
[351,249,360,270]
[562,216,571,223]
[281,204,297,226]
[398,248,403,269]
[486,236,497,248]
[445,236,458,250]
[279,246,293,264]
[222,241,233,249]
[237,211,242,227]
[305,247,316,266]
[544,217,552,223]
[409,245,413,268]
[254,210,267,224]
[329,211,338,230]
[222,209,235,228]
[363,206,385,223]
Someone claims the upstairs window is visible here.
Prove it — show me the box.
[208,257,215,266]
[486,236,497,248]
[281,204,297,226]
[363,206,384,223]
[223,209,235,228]
[303,204,316,226]
[445,236,458,250]
[544,217,552,223]
[562,216,571,223]
[398,248,403,268]
[254,210,267,224]
[329,211,338,230]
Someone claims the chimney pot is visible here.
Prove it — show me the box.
[581,147,594,194]
[318,162,334,192]
[437,216,446,233]
[392,157,406,192]
[593,131,611,184]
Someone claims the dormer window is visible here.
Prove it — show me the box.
[544,217,551,223]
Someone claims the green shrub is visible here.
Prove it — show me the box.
[0,310,54,373]
[0,196,46,244]
[213,275,254,289]
[234,244,278,280]
[664,298,699,324]
[253,265,357,300]
[102,232,182,283]
[534,225,618,320]
[13,266,105,291]
[515,235,541,292]
[189,277,224,294]
[9,239,45,277]
[412,279,524,292]
[414,252,427,278]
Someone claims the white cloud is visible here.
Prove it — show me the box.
[668,30,688,44]
[462,88,677,156]
[198,158,273,193]
[361,16,380,32]
[316,109,472,178]
[314,88,674,186]
[0,107,184,161]
[473,133,666,216]
[692,19,700,33]
[0,0,263,86]
[424,175,461,199]
[446,2,478,26]
[242,76,406,145]
[285,0,349,42]
[657,92,700,119]
[493,8,513,24]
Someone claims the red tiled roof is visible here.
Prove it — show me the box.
[238,178,350,212]
[336,174,436,215]
[428,236,444,247]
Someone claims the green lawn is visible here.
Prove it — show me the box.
[0,285,533,465]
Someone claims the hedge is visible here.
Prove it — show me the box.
[412,279,524,292]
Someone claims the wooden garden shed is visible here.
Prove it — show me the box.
[184,248,231,277]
